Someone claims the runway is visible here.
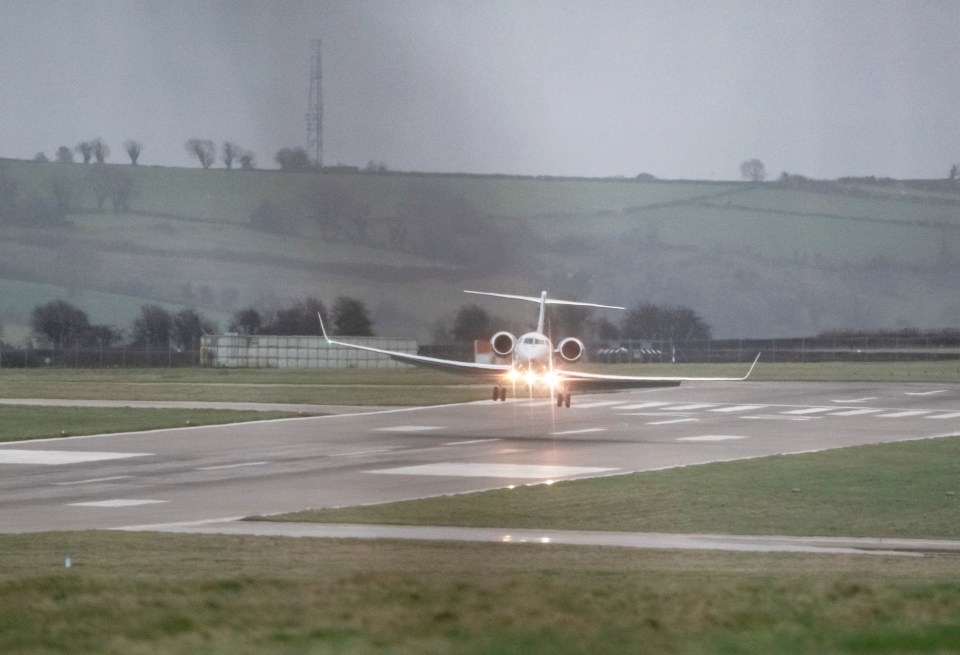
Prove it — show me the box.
[2,380,960,544]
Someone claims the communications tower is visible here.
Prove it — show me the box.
[306,39,323,168]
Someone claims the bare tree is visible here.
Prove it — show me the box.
[949,163,960,182]
[740,159,766,182]
[124,140,142,165]
[75,141,93,164]
[185,139,216,169]
[90,137,110,163]
[240,151,256,170]
[222,141,241,169]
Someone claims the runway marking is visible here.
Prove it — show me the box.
[197,461,269,471]
[622,412,691,417]
[709,405,766,413]
[782,407,835,415]
[54,476,133,486]
[443,439,501,446]
[647,418,699,425]
[550,428,607,436]
[70,499,167,508]
[572,401,628,409]
[927,412,960,419]
[374,425,443,433]
[677,435,746,442]
[876,410,931,418]
[905,390,946,396]
[829,408,883,416]
[744,415,817,421]
[329,448,397,458]
[367,462,617,479]
[0,450,151,466]
[617,401,672,410]
[832,397,877,403]
[666,403,717,411]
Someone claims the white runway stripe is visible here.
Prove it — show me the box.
[927,412,960,419]
[572,401,630,409]
[71,499,167,508]
[665,403,717,411]
[367,462,616,479]
[647,418,698,425]
[374,425,443,432]
[710,405,766,413]
[677,435,746,442]
[876,410,931,418]
[617,401,672,410]
[0,450,151,466]
[782,407,835,415]
[829,408,882,416]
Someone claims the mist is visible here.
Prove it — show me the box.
[2,1,958,180]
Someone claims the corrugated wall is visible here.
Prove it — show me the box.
[200,335,415,368]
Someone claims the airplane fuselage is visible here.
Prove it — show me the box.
[513,331,552,369]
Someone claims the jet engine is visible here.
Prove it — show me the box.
[490,331,516,357]
[556,337,585,363]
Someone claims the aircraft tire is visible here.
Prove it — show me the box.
[493,387,500,402]
[500,387,507,401]
[564,393,571,408]
[556,393,565,407]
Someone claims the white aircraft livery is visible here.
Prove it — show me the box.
[319,290,759,408]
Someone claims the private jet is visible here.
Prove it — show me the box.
[319,290,759,407]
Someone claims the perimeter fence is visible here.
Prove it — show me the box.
[1,335,958,368]
[599,335,960,364]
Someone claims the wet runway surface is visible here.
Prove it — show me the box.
[2,381,959,536]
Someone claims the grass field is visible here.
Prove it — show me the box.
[274,436,960,539]
[2,158,959,341]
[3,532,960,655]
[0,406,301,443]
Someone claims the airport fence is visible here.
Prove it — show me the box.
[600,335,960,364]
[1,335,958,368]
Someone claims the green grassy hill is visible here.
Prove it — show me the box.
[1,158,958,343]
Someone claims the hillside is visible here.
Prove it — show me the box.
[1,158,958,343]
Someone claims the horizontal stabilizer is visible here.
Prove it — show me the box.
[464,290,625,310]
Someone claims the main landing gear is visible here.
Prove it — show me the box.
[491,385,572,408]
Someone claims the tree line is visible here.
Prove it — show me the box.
[437,301,711,344]
[19,295,708,352]
[21,296,377,351]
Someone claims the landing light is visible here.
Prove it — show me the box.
[524,370,538,386]
[506,369,520,382]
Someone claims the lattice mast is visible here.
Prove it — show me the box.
[306,39,323,168]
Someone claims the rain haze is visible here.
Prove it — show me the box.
[2,0,959,180]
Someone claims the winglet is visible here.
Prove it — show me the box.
[741,352,762,380]
[318,312,332,344]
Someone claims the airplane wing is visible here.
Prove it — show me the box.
[318,313,510,375]
[318,313,760,384]
[553,352,762,388]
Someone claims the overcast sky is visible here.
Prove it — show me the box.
[1,0,958,180]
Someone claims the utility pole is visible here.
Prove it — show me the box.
[306,39,324,168]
